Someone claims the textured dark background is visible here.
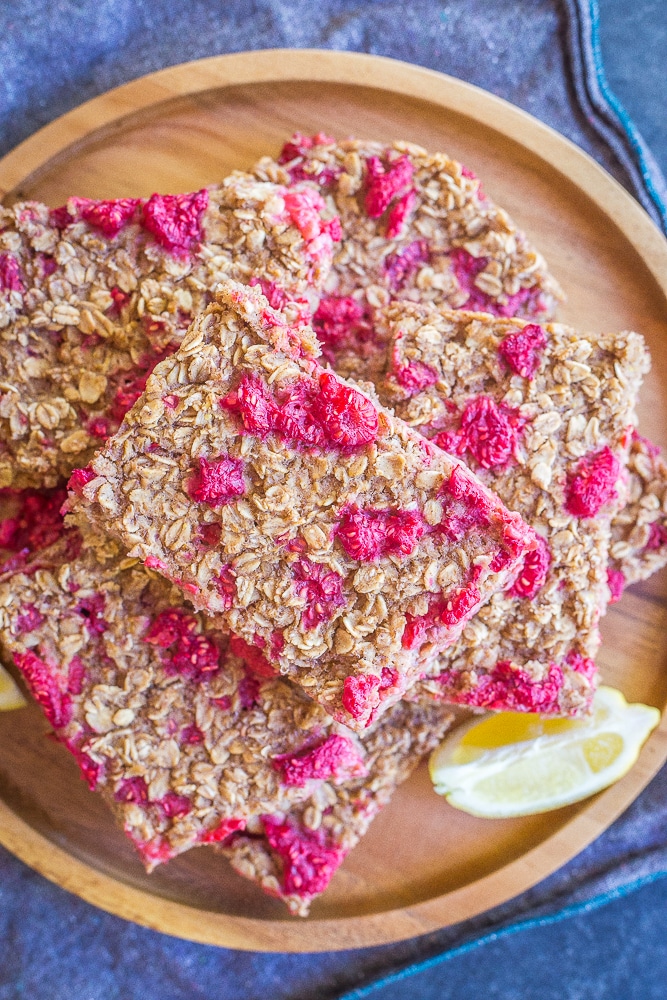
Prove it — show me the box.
[0,1,666,998]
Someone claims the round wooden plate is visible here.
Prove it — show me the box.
[1,50,667,953]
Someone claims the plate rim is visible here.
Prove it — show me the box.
[1,48,667,952]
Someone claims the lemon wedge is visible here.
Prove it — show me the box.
[429,686,660,818]
[0,663,26,711]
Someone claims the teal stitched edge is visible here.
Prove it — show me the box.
[336,870,667,999]
[587,0,667,232]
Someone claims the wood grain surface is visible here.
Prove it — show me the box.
[1,50,667,952]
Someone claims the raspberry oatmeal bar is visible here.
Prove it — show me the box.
[0,174,339,489]
[373,303,648,715]
[607,431,667,600]
[0,527,414,869]
[219,697,452,916]
[66,280,537,731]
[253,134,564,380]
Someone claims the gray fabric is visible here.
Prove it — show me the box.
[0,1,666,997]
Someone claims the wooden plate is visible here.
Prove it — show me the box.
[1,50,667,953]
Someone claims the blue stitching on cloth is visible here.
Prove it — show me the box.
[587,0,667,232]
[336,870,667,999]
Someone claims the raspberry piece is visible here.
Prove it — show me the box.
[509,534,552,599]
[403,582,481,649]
[180,724,204,745]
[144,608,198,648]
[392,359,439,395]
[607,567,625,604]
[75,197,140,238]
[436,660,564,713]
[275,379,328,449]
[342,674,381,721]
[215,564,237,608]
[0,252,24,293]
[0,486,67,555]
[312,296,375,359]
[292,558,345,630]
[107,286,131,317]
[115,777,149,804]
[645,521,667,551]
[67,468,96,499]
[238,675,260,709]
[169,633,220,680]
[439,583,481,627]
[13,650,71,728]
[364,155,414,218]
[15,604,45,635]
[437,466,492,541]
[566,446,620,518]
[335,507,387,562]
[63,649,91,692]
[262,815,347,898]
[386,187,417,239]
[229,634,277,678]
[311,372,378,449]
[162,394,179,410]
[199,817,246,844]
[221,373,280,438]
[498,324,547,379]
[69,745,103,790]
[384,239,430,292]
[564,650,596,680]
[75,593,108,635]
[385,509,427,555]
[187,455,246,507]
[282,188,340,263]
[87,417,110,439]
[157,792,192,819]
[276,734,367,787]
[456,396,521,469]
[142,189,209,255]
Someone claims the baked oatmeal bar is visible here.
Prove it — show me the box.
[253,134,564,381]
[607,431,667,600]
[66,280,537,731]
[219,698,452,916]
[0,174,339,489]
[372,303,648,715]
[0,528,403,870]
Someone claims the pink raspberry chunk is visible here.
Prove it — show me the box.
[292,558,345,630]
[565,446,620,518]
[498,324,547,379]
[335,506,426,562]
[364,154,414,218]
[342,674,381,721]
[509,534,552,599]
[276,734,367,787]
[141,189,209,255]
[13,650,72,728]
[0,252,24,293]
[262,815,348,898]
[187,455,246,507]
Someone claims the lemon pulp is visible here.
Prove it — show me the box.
[429,686,660,818]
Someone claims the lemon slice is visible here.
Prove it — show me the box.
[0,663,26,711]
[429,686,660,818]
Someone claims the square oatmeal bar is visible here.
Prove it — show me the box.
[219,697,453,916]
[373,303,648,715]
[0,527,413,870]
[0,174,338,488]
[66,280,537,731]
[253,134,564,382]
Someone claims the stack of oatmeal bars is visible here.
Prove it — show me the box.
[0,133,662,916]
